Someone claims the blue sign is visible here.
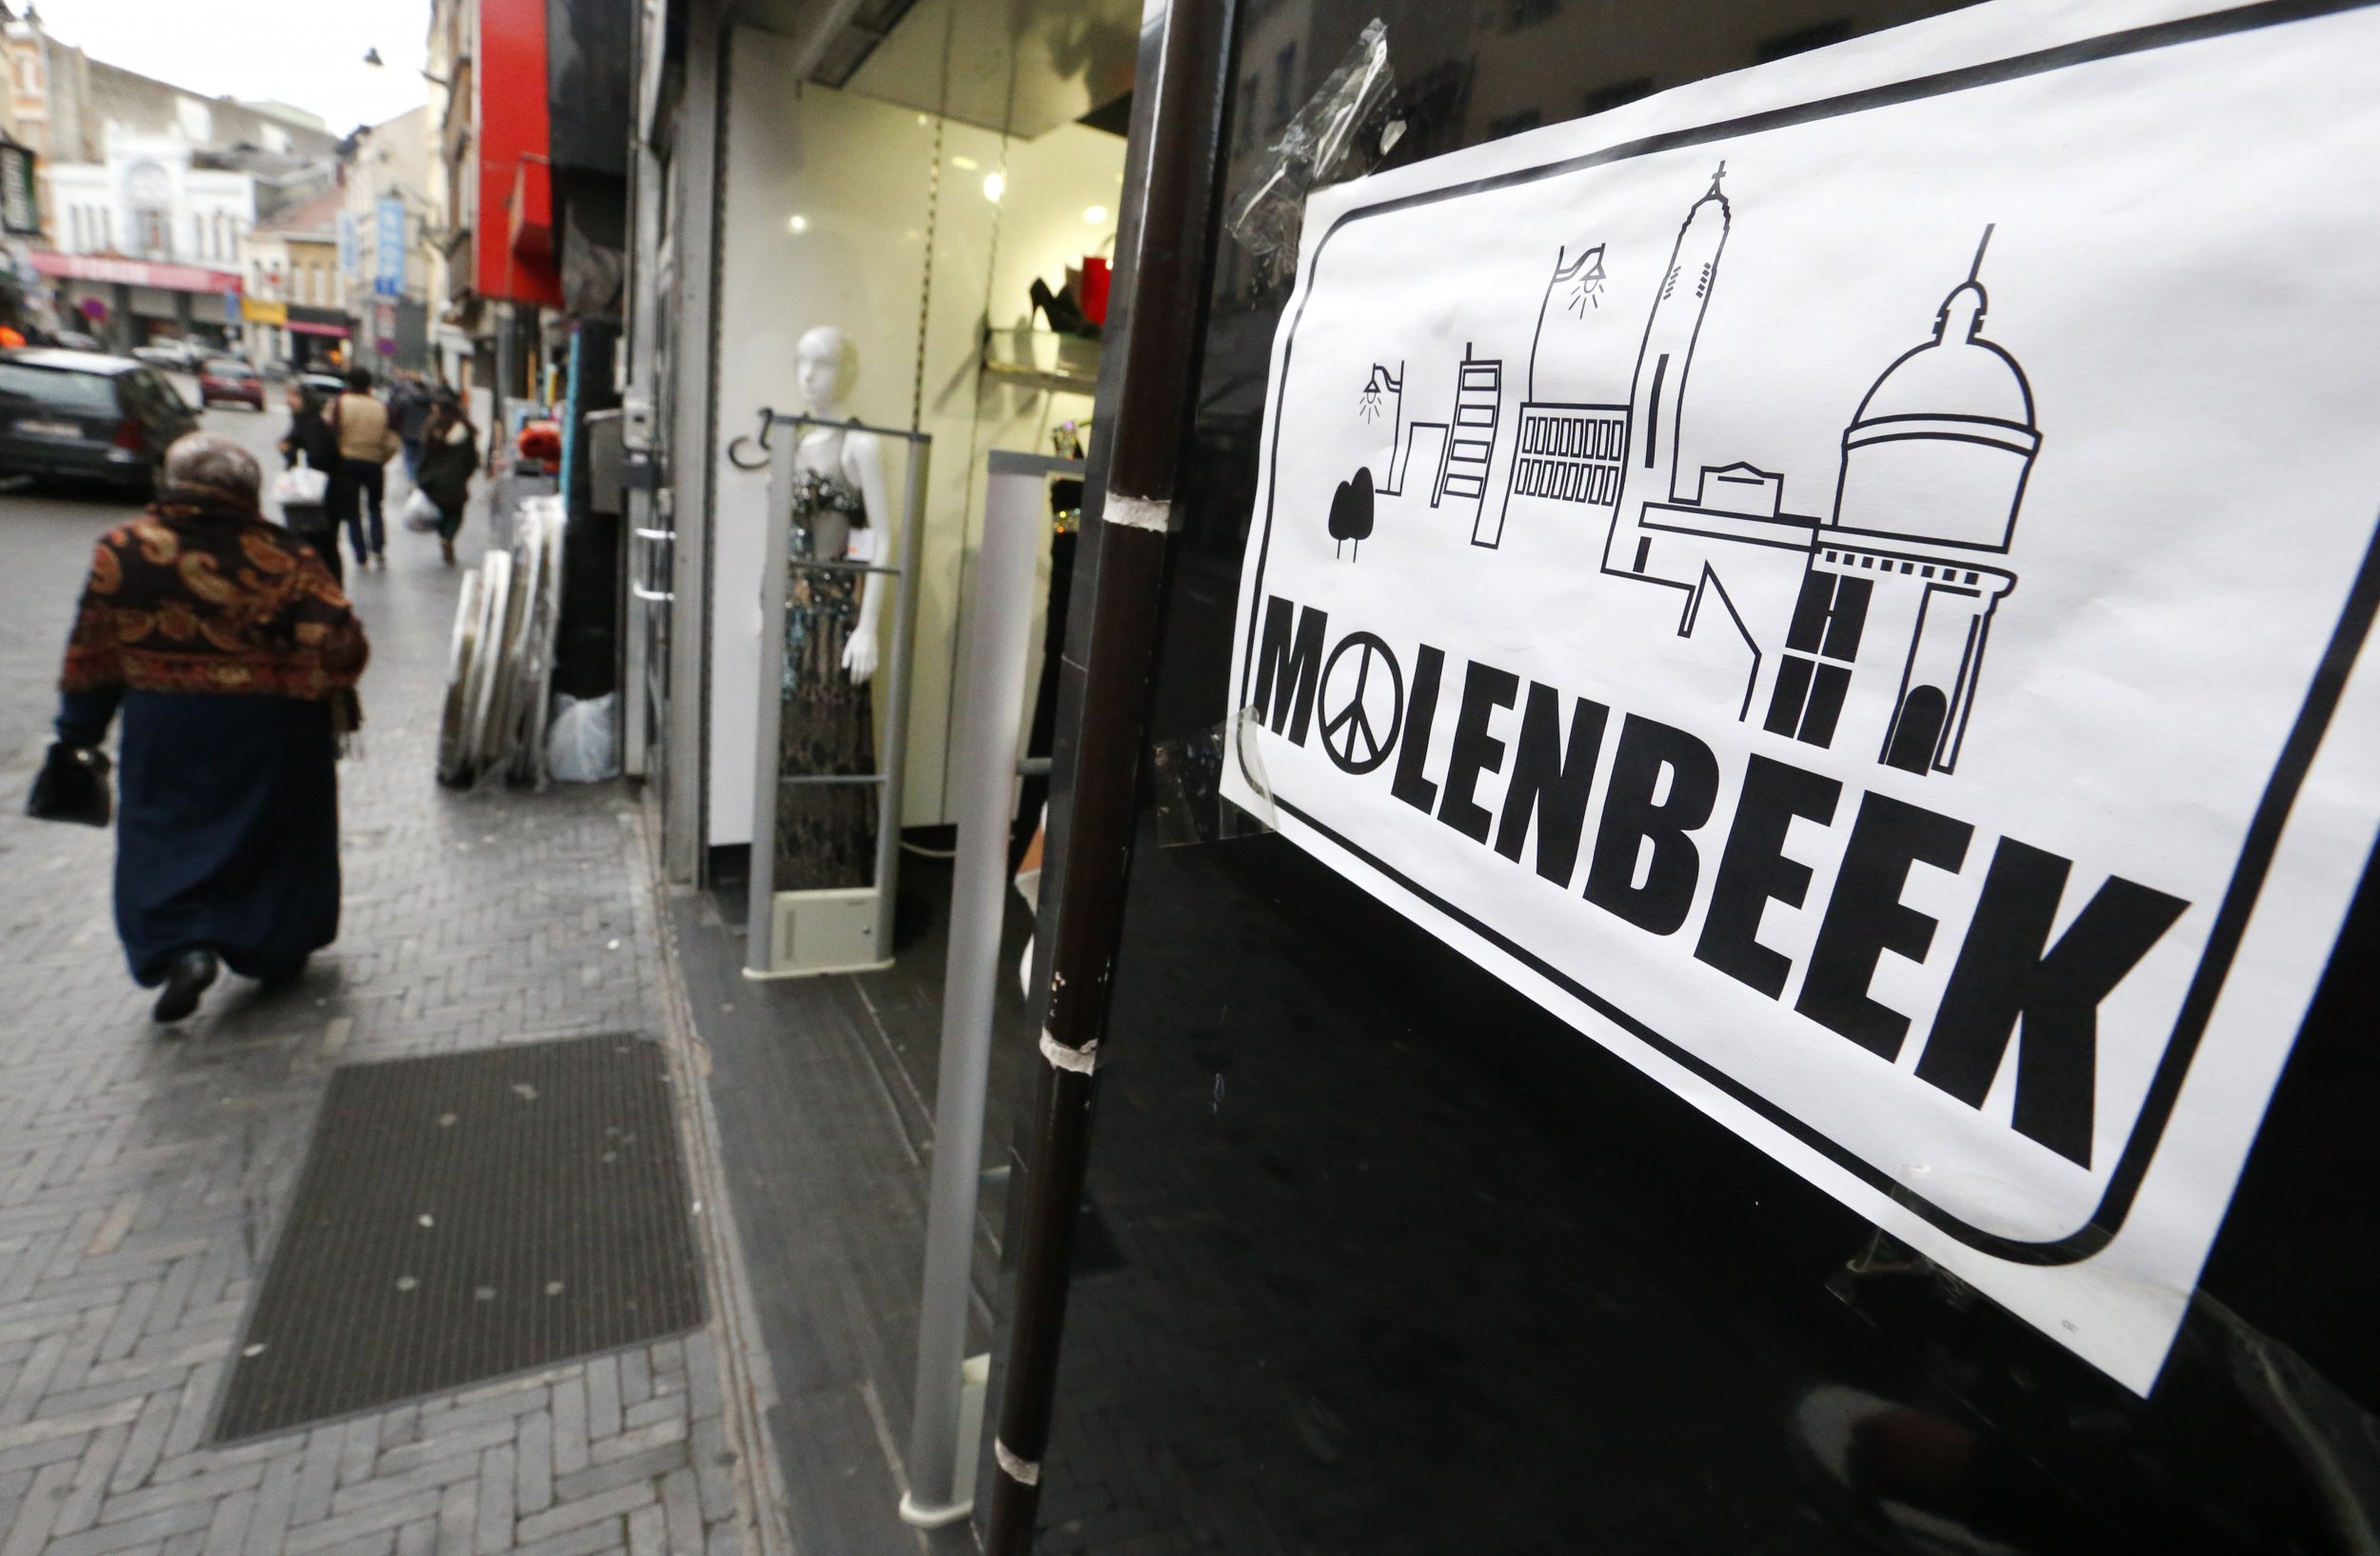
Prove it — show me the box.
[374,198,405,298]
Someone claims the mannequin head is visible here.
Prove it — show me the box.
[795,326,858,415]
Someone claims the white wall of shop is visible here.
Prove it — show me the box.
[708,27,1123,846]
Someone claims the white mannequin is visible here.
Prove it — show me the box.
[793,325,893,684]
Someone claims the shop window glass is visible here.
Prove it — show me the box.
[703,20,1130,936]
[1027,5,2380,1554]
[1581,75,1655,114]
[1755,17,1859,61]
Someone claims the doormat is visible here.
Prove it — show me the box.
[213,1034,706,1442]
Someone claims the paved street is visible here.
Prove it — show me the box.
[0,398,762,1556]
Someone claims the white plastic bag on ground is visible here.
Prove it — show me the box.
[401,487,440,531]
[545,692,619,783]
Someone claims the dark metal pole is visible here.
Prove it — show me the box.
[982,2,1237,1551]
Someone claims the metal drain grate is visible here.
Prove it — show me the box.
[214,1034,705,1442]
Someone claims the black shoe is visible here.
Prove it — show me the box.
[1030,277,1100,339]
[152,949,219,1024]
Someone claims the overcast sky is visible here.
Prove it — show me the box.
[30,0,431,135]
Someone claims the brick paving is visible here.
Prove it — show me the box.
[0,406,764,1556]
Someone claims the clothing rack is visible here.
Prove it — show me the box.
[744,413,931,977]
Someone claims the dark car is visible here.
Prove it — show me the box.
[0,349,201,494]
[299,370,347,401]
[198,357,265,409]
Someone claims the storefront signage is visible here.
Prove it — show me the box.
[0,141,37,236]
[374,197,405,298]
[28,251,240,294]
[1220,0,2380,1393]
[241,297,288,326]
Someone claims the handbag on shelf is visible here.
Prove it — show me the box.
[26,742,110,828]
[272,450,329,509]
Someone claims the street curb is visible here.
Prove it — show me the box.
[631,796,798,1556]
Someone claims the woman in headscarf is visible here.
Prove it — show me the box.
[52,432,369,1023]
[412,388,480,567]
[278,381,345,584]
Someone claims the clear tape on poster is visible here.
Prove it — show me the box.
[1225,18,1398,287]
[1148,708,1278,848]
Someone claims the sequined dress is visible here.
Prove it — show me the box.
[775,449,878,891]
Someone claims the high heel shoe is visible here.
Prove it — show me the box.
[1030,277,1100,340]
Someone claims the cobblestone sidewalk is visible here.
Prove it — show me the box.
[0,432,764,1556]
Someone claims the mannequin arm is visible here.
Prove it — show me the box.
[842,429,894,685]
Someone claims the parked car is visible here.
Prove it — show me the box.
[129,339,201,371]
[50,330,101,352]
[197,357,265,410]
[0,349,201,494]
[299,370,347,400]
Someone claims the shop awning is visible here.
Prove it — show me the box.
[287,319,352,339]
[28,251,240,295]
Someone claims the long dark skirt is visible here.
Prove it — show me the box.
[110,691,341,986]
[773,566,877,891]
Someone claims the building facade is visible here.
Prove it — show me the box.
[563,7,2380,1556]
[340,106,435,371]
[0,9,336,344]
[243,185,347,369]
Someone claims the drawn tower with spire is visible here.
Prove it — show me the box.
[1604,164,1733,577]
[1484,171,2041,777]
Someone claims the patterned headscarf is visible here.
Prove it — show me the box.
[157,432,263,517]
[58,455,368,701]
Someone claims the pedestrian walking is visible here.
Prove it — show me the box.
[389,371,432,482]
[277,381,346,585]
[413,388,480,567]
[42,433,368,1023]
[327,368,401,570]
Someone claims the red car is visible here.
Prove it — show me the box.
[197,358,265,410]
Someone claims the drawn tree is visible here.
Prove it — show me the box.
[1328,467,1376,560]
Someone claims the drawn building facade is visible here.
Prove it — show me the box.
[1477,170,2038,776]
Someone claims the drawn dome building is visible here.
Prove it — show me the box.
[1832,257,2041,550]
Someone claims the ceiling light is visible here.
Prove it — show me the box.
[982,172,1005,203]
[787,214,808,233]
[951,154,979,170]
[1082,205,1108,226]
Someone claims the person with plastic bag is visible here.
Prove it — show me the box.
[275,382,345,585]
[327,368,400,571]
[411,389,480,566]
[387,371,432,481]
[44,433,369,1025]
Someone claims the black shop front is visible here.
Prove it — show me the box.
[979,3,2380,1554]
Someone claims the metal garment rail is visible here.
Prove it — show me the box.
[744,413,931,977]
[983,2,1240,1549]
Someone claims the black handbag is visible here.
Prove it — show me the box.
[26,741,111,828]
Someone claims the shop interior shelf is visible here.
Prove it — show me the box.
[981,326,1102,396]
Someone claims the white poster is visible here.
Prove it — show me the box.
[1220,0,2380,1392]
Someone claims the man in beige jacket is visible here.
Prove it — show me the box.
[328,368,402,570]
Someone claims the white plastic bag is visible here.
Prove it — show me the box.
[271,453,328,509]
[545,692,619,783]
[401,486,441,532]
